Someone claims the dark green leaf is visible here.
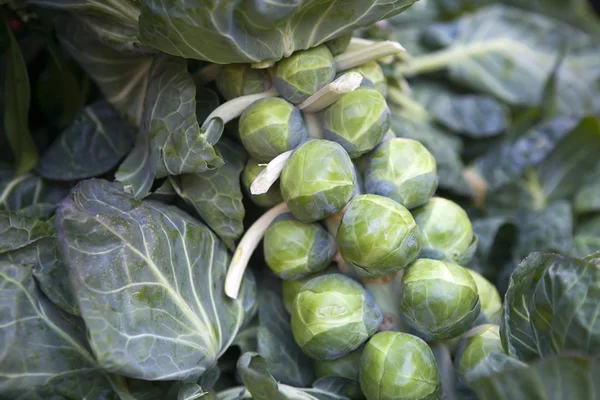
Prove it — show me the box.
[138,1,418,63]
[55,179,257,381]
[116,54,223,199]
[0,262,119,399]
[237,353,283,400]
[2,10,38,176]
[469,216,519,281]
[574,181,600,215]
[171,139,246,250]
[571,215,600,258]
[0,166,71,212]
[36,101,136,181]
[471,355,600,400]
[501,252,600,362]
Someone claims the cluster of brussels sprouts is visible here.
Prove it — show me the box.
[218,38,503,400]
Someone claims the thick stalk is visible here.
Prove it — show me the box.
[430,342,459,400]
[250,151,293,195]
[335,41,405,71]
[225,203,289,299]
[298,72,363,112]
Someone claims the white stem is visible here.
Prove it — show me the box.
[298,72,363,113]
[303,112,323,139]
[345,37,377,52]
[202,89,279,128]
[335,41,406,71]
[251,60,276,69]
[225,203,289,299]
[250,151,293,195]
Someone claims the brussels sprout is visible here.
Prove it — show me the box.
[359,332,441,400]
[273,45,336,104]
[316,346,364,399]
[281,139,356,223]
[291,274,381,360]
[323,87,391,158]
[365,138,438,209]
[455,324,504,383]
[467,269,502,325]
[400,259,481,340]
[325,33,353,56]
[281,267,336,314]
[336,194,421,278]
[241,158,283,208]
[345,61,387,96]
[239,97,307,161]
[412,197,474,263]
[215,64,271,100]
[264,213,336,280]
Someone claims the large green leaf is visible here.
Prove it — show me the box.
[116,54,224,200]
[55,179,256,381]
[28,0,148,53]
[469,216,518,282]
[138,0,417,63]
[574,181,600,215]
[0,262,120,399]
[36,101,136,181]
[501,252,600,362]
[171,139,246,251]
[571,216,600,259]
[471,355,600,400]
[404,5,600,114]
[2,9,38,176]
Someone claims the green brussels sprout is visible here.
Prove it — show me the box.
[412,197,474,263]
[455,324,504,383]
[365,138,438,209]
[291,273,381,360]
[467,269,502,325]
[264,213,336,280]
[336,194,421,278]
[400,259,481,340]
[274,45,336,104]
[239,97,307,161]
[323,87,391,158]
[281,139,356,223]
[241,158,283,208]
[345,61,387,96]
[325,33,353,56]
[282,267,336,314]
[359,332,441,400]
[215,64,271,100]
[316,346,363,400]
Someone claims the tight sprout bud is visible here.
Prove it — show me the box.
[455,324,504,383]
[325,33,353,56]
[242,159,283,208]
[323,87,391,158]
[346,61,387,96]
[365,138,438,209]
[239,97,307,161]
[291,274,382,360]
[264,213,336,280]
[400,259,481,340]
[467,269,502,325]
[282,267,336,314]
[274,45,336,104]
[336,194,421,278]
[316,346,363,399]
[281,139,356,223]
[359,332,442,400]
[412,197,474,263]
[216,64,271,100]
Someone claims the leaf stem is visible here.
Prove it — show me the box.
[298,72,362,112]
[201,89,279,128]
[225,202,289,299]
[386,86,430,120]
[335,41,405,71]
[250,151,293,195]
[303,112,323,139]
[525,169,547,211]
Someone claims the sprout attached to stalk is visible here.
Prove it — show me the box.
[455,324,505,384]
[400,259,481,340]
[264,213,336,280]
[336,194,421,278]
[281,267,337,314]
[345,60,387,96]
[216,64,272,100]
[467,269,502,325]
[238,97,307,161]
[242,158,283,208]
[291,273,382,360]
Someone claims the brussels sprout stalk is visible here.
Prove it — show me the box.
[297,72,363,113]
[303,112,323,139]
[335,41,405,72]
[225,202,289,299]
[250,151,293,195]
[201,89,279,129]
